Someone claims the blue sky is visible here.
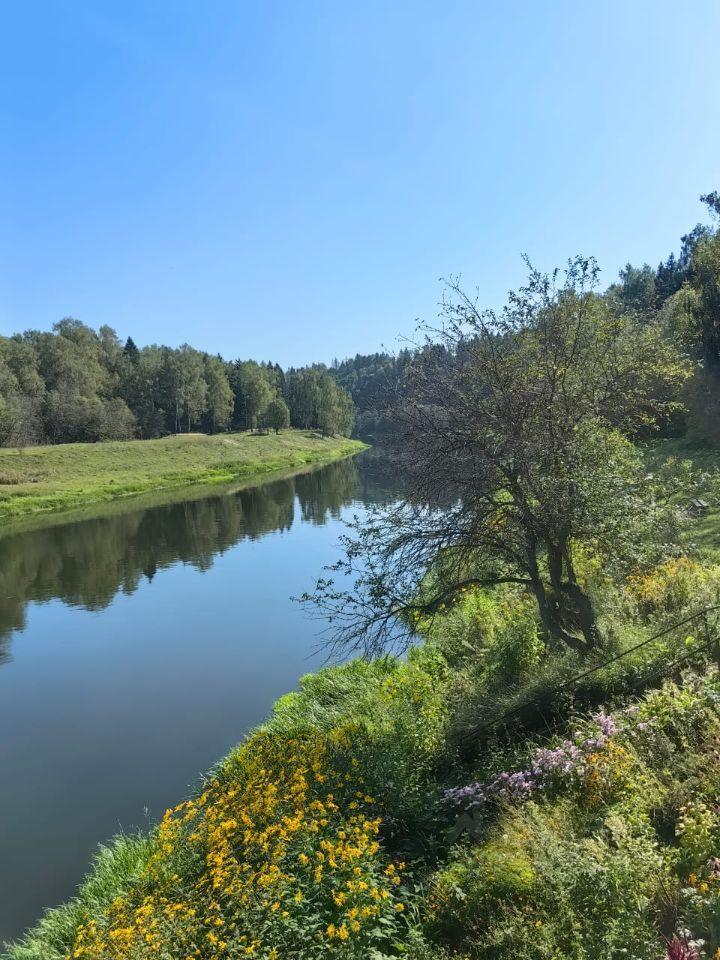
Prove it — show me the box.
[1,1,719,367]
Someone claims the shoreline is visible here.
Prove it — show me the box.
[0,452,363,540]
[0,432,367,528]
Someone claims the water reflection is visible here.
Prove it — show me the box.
[0,453,402,656]
[0,463,319,645]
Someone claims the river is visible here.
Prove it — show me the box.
[0,451,398,944]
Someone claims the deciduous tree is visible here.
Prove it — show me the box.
[306,258,690,656]
[266,396,290,433]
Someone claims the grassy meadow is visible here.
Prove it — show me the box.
[0,431,366,524]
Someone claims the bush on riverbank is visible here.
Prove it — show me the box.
[62,729,414,960]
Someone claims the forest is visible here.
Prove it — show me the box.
[0,328,354,445]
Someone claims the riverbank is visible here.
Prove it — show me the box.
[7,543,720,959]
[0,431,366,524]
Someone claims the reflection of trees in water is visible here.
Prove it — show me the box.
[294,453,404,522]
[352,447,406,505]
[295,459,360,523]
[0,457,388,656]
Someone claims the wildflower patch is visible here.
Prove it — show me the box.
[68,727,411,959]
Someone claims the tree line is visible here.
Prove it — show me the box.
[0,324,354,446]
[3,189,717,452]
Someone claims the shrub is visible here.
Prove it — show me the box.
[626,557,717,620]
[444,709,621,813]
[427,813,536,946]
[676,801,720,869]
[423,587,543,685]
[427,804,664,960]
[681,869,720,955]
[629,675,720,758]
[267,649,452,850]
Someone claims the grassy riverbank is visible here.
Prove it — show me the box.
[7,534,720,958]
[0,432,366,524]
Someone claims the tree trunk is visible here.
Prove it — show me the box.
[548,539,599,650]
[527,539,599,651]
[562,580,600,648]
[529,577,588,654]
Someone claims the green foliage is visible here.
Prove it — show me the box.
[607,262,658,316]
[0,322,356,446]
[627,557,720,621]
[428,803,663,960]
[265,396,290,433]
[267,648,452,846]
[425,672,720,960]
[233,360,274,430]
[676,800,720,867]
[285,369,354,437]
[660,196,720,373]
[316,375,355,437]
[205,354,234,431]
[329,352,412,441]
[422,585,543,689]
[266,659,401,735]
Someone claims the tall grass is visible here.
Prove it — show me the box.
[6,835,153,960]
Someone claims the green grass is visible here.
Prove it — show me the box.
[4,835,153,960]
[0,431,367,525]
[643,434,720,560]
[644,433,720,473]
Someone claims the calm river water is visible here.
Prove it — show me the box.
[0,451,398,944]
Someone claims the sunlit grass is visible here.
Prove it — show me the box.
[643,435,720,562]
[0,431,366,524]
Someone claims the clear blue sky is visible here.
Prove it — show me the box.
[2,1,719,367]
